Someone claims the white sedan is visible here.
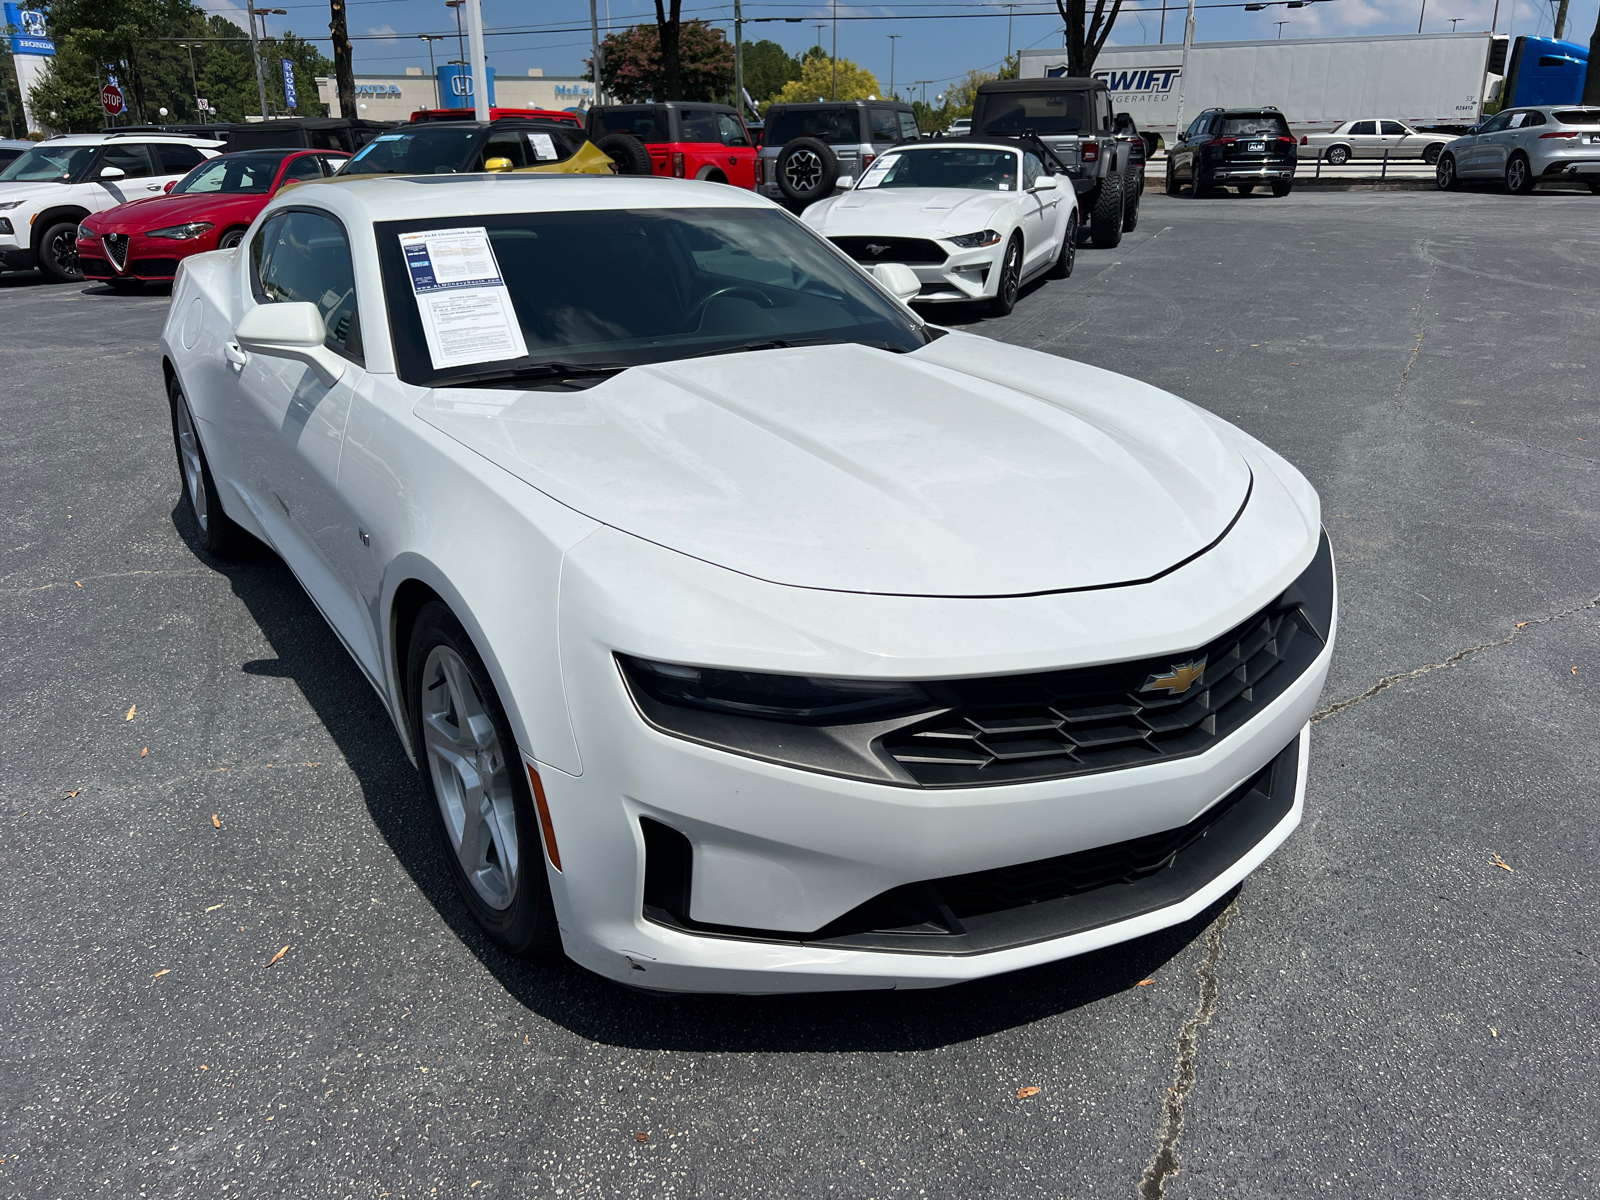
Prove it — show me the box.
[1301,119,1456,165]
[799,139,1078,315]
[161,172,1335,994]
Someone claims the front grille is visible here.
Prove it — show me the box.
[127,258,180,278]
[881,602,1322,788]
[102,233,129,271]
[830,235,947,265]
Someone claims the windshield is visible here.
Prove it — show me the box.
[174,153,284,194]
[1219,114,1290,137]
[864,147,1018,191]
[766,108,863,146]
[975,91,1088,136]
[376,207,927,388]
[343,128,479,176]
[0,144,98,183]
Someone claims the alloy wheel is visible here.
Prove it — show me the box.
[783,149,822,192]
[1436,156,1455,190]
[1001,240,1020,306]
[49,228,79,277]
[1507,157,1529,193]
[420,645,521,911]
[173,393,209,535]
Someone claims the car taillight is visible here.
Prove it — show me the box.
[861,153,875,172]
[1300,134,1308,144]
[1207,136,1238,146]
[1082,141,1099,162]
[1539,131,1579,139]
[1279,136,1296,144]
[672,150,685,177]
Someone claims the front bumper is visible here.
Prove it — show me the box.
[0,240,37,272]
[77,232,196,281]
[908,245,1003,303]
[540,493,1333,992]
[1210,164,1295,181]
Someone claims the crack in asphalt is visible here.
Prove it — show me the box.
[1137,894,1240,1200]
[1312,590,1600,723]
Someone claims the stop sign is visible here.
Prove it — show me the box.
[101,83,125,116]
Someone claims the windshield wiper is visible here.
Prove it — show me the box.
[703,337,912,357]
[437,361,633,389]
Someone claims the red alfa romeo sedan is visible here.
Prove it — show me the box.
[77,147,350,287]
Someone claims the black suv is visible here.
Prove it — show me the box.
[970,77,1137,248]
[1166,107,1297,197]
[337,118,626,177]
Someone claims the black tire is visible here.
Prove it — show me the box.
[168,375,245,557]
[1326,144,1351,166]
[1191,167,1212,198]
[1589,181,1600,195]
[989,235,1022,316]
[1048,210,1078,279]
[1505,153,1535,195]
[406,600,562,960]
[1237,182,1255,196]
[1271,179,1293,197]
[1422,142,1444,165]
[1090,173,1124,248]
[37,220,83,283]
[217,227,247,250]
[1122,175,1141,230]
[1165,159,1180,195]
[595,132,652,176]
[1436,153,1460,191]
[776,136,839,207]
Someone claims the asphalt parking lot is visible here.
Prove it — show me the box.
[3,186,1598,1199]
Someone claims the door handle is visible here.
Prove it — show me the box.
[728,156,737,165]
[223,342,249,371]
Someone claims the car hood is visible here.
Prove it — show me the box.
[416,334,1252,597]
[805,188,1021,238]
[91,191,260,232]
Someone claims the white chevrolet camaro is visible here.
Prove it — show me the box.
[799,139,1079,315]
[161,173,1335,994]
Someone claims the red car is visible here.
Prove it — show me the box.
[587,102,758,189]
[76,147,350,287]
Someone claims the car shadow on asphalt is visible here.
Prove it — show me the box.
[175,502,1227,1053]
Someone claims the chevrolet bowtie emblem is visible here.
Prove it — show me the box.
[1141,658,1207,696]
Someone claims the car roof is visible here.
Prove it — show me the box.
[891,138,1024,154]
[978,78,1105,93]
[43,132,226,146]
[593,101,739,112]
[766,100,910,110]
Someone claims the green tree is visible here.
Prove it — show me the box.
[740,39,799,103]
[594,20,733,103]
[771,55,881,104]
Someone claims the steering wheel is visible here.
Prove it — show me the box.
[682,285,774,333]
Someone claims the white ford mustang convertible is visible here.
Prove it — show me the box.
[799,138,1080,315]
[161,173,1334,994]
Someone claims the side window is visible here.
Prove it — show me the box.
[1186,115,1210,140]
[100,143,155,179]
[870,108,900,143]
[897,111,921,141]
[1380,121,1407,135]
[474,134,528,170]
[251,209,362,363]
[319,155,348,175]
[1479,111,1512,133]
[1349,121,1376,136]
[1506,112,1529,129]
[715,113,749,147]
[678,109,721,142]
[280,155,324,185]
[1523,110,1545,127]
[154,144,205,174]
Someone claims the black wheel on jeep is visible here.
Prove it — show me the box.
[776,136,839,208]
[1090,173,1124,248]
[595,132,652,176]
[1122,174,1141,231]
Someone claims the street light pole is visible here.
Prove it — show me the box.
[465,0,489,121]
[178,42,202,123]
[446,1,467,78]
[590,0,605,103]
[1173,0,1197,139]
[831,0,838,101]
[1276,19,1288,36]
[1004,3,1019,62]
[419,35,443,107]
[887,34,899,99]
[1416,0,1426,34]
[733,0,744,117]
[246,4,270,118]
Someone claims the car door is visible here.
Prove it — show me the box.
[152,142,209,190]
[715,112,757,189]
[1456,111,1504,174]
[91,142,165,209]
[677,108,726,182]
[1018,151,1055,273]
[1381,121,1416,159]
[1180,114,1211,179]
[224,206,380,679]
[1482,110,1529,175]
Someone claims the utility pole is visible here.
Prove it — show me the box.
[1416,0,1425,33]
[1553,0,1570,39]
[420,35,443,107]
[330,0,355,119]
[1173,0,1196,139]
[1004,4,1019,62]
[465,0,489,120]
[246,4,271,118]
[733,0,744,117]
[831,0,838,100]
[1276,19,1288,36]
[177,42,202,122]
[887,34,899,99]
[590,0,605,101]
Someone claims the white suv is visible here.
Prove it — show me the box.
[0,132,223,283]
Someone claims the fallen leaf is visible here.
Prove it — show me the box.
[75,580,82,587]
[140,747,148,758]
[199,1064,208,1070]
[634,1132,649,1142]
[152,969,170,979]
[125,704,136,721]
[212,814,221,829]
[524,1034,529,1045]
[1515,621,1529,628]
[205,902,226,912]
[1490,853,1513,872]
[1136,979,1155,987]
[64,789,80,798]
[1572,667,1579,675]
[1016,1086,1041,1100]
[265,945,289,968]
[306,762,322,768]
[1490,1026,1498,1037]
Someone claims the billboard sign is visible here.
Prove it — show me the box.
[4,3,53,55]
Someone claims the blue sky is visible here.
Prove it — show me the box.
[207,0,1597,94]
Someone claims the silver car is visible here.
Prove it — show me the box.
[1303,119,1456,165]
[1436,105,1600,193]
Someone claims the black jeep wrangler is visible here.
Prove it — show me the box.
[970,78,1138,248]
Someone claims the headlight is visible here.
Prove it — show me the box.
[0,200,22,211]
[146,221,215,241]
[620,657,930,723]
[77,223,95,240]
[947,229,1002,248]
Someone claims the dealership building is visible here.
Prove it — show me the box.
[314,68,596,120]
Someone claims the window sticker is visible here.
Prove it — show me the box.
[854,154,899,189]
[529,133,558,161]
[399,227,529,371]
